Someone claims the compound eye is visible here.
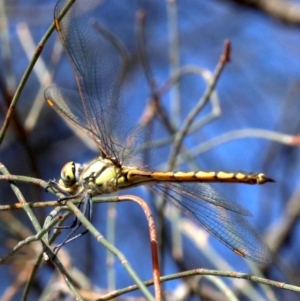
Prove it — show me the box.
[60,161,80,187]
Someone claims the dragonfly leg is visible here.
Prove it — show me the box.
[46,180,70,194]
[53,195,92,253]
[53,229,89,254]
[46,180,80,199]
[53,196,85,230]
[47,180,83,205]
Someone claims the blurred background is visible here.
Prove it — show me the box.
[1,0,300,300]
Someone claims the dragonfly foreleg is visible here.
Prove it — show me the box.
[47,179,81,198]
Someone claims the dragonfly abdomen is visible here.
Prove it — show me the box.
[127,169,274,185]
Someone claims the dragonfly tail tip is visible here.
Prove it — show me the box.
[266,176,275,183]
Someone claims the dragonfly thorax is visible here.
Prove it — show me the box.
[82,157,122,195]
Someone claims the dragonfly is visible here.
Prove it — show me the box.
[45,0,273,264]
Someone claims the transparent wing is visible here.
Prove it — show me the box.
[45,86,96,142]
[49,0,145,163]
[167,183,253,216]
[150,183,271,264]
[45,86,148,165]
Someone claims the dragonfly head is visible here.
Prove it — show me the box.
[59,161,82,188]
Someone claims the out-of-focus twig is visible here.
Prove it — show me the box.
[265,187,300,254]
[168,40,231,169]
[0,0,76,144]
[136,10,176,133]
[16,22,61,132]
[227,0,300,25]
[99,267,300,300]
[190,128,300,158]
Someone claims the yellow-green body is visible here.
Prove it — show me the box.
[59,156,273,197]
